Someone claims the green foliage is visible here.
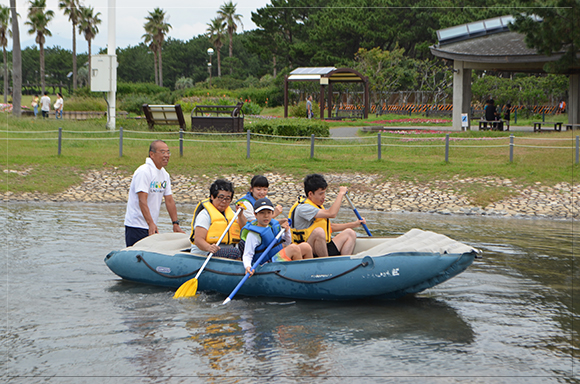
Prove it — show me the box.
[241,102,262,115]
[236,86,283,107]
[64,96,107,111]
[355,46,417,96]
[471,74,567,106]
[289,101,320,118]
[119,94,167,114]
[248,118,329,137]
[511,4,580,73]
[175,77,194,90]
[116,82,167,96]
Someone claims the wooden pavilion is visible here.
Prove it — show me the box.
[284,67,370,119]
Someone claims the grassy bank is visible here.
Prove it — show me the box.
[2,114,578,206]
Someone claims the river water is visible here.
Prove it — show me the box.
[2,202,578,383]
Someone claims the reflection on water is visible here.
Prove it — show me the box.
[2,202,578,382]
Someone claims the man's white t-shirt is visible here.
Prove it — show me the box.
[124,157,172,229]
[40,96,51,112]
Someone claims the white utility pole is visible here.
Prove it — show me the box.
[106,0,117,131]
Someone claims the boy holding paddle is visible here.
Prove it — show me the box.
[242,198,313,277]
[289,174,366,257]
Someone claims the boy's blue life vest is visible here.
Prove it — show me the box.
[241,219,284,265]
[235,191,256,207]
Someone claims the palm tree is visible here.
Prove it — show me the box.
[0,5,10,103]
[142,30,158,85]
[9,0,21,116]
[206,17,226,77]
[59,0,81,90]
[143,8,171,87]
[25,0,54,93]
[217,1,243,74]
[78,5,101,84]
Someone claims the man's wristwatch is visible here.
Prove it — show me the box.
[172,220,180,225]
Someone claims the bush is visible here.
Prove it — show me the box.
[116,82,167,96]
[236,86,284,107]
[248,118,329,137]
[64,96,107,111]
[242,102,262,115]
[289,101,320,118]
[119,94,167,114]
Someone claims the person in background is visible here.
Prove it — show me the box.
[306,95,313,119]
[242,198,313,277]
[31,95,39,117]
[503,103,511,131]
[289,174,366,258]
[190,179,247,259]
[40,91,51,118]
[124,140,184,247]
[558,100,566,114]
[236,175,283,222]
[54,93,63,119]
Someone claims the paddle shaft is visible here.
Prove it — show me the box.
[344,193,372,236]
[194,207,242,280]
[222,226,286,305]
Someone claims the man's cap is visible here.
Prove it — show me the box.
[254,197,275,213]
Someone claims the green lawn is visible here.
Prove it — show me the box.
[2,114,577,205]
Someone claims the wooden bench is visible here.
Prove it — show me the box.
[191,102,244,132]
[533,121,562,132]
[479,120,504,131]
[142,104,187,130]
[565,123,580,131]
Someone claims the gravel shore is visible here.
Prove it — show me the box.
[4,168,578,220]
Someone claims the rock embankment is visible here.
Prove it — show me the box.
[3,169,578,219]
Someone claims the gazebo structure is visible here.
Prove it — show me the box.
[284,67,370,119]
[430,15,580,131]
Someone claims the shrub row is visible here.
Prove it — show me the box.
[247,118,329,137]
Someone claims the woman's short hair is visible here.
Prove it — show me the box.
[210,179,235,198]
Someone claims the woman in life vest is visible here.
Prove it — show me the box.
[235,175,283,222]
[190,179,247,259]
[241,198,312,276]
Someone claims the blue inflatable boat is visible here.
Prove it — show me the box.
[105,229,480,300]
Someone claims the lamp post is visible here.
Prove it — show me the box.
[207,47,214,87]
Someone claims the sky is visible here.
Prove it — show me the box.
[12,0,271,53]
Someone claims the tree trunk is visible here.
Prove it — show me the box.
[153,48,158,86]
[10,0,21,117]
[87,40,91,85]
[40,41,45,94]
[229,32,233,75]
[72,22,77,90]
[273,55,276,77]
[158,44,163,87]
[217,50,221,77]
[3,47,7,104]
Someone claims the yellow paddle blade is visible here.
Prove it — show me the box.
[173,278,198,299]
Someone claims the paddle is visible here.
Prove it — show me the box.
[344,193,372,236]
[222,225,286,305]
[173,207,242,299]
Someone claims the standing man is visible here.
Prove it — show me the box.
[40,91,51,118]
[124,140,184,247]
[306,95,313,119]
[289,174,366,257]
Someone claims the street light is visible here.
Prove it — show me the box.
[207,48,214,87]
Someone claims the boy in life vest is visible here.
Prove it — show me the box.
[242,198,313,277]
[236,175,283,222]
[289,173,366,257]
